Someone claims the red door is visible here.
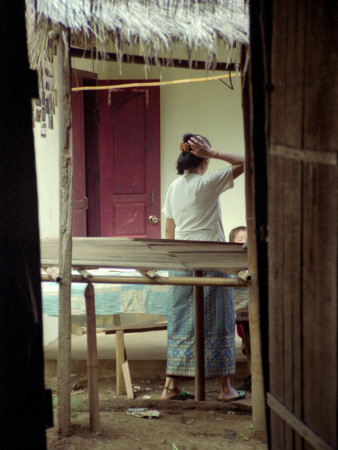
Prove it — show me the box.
[72,73,87,236]
[99,82,161,238]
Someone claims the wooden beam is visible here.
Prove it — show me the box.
[70,47,238,72]
[194,270,205,401]
[106,322,167,334]
[241,41,267,437]
[84,283,100,432]
[267,393,333,450]
[57,27,73,437]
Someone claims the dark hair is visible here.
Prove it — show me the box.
[229,226,247,242]
[176,133,211,175]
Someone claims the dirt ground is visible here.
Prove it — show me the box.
[47,378,268,450]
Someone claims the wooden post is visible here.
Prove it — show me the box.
[242,46,267,436]
[194,270,205,401]
[84,283,100,432]
[56,27,73,436]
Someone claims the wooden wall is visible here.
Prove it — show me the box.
[252,1,337,449]
[0,1,47,448]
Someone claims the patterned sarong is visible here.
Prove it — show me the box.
[166,271,236,377]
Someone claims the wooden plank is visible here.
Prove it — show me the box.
[105,322,167,334]
[303,163,337,449]
[301,2,338,448]
[267,394,334,450]
[40,238,248,271]
[268,155,286,448]
[122,361,134,400]
[270,0,287,147]
[281,2,306,446]
[303,2,338,153]
[271,144,337,166]
[115,330,126,395]
[283,158,302,449]
[282,0,305,149]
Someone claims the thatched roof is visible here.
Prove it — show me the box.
[26,0,249,72]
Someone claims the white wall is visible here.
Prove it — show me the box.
[158,67,246,240]
[33,59,60,238]
[34,55,246,240]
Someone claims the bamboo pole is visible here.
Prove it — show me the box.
[194,270,205,401]
[41,274,247,287]
[241,49,267,435]
[71,73,239,93]
[78,268,92,280]
[84,282,100,432]
[44,267,62,282]
[56,27,73,437]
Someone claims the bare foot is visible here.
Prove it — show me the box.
[219,387,246,401]
[161,386,180,400]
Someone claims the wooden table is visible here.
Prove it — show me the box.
[41,238,249,425]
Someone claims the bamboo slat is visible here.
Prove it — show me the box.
[71,73,239,92]
[40,238,248,271]
[44,266,61,282]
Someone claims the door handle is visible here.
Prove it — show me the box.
[149,215,158,224]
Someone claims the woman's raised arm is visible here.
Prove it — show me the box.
[189,136,244,180]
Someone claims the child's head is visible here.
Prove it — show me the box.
[229,226,247,243]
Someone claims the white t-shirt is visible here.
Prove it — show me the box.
[162,167,234,242]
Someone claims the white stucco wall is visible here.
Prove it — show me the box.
[34,54,246,240]
[33,59,60,238]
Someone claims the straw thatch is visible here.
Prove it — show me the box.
[26,0,249,72]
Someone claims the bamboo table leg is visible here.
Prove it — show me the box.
[194,270,205,401]
[85,282,100,432]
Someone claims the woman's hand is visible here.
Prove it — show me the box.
[188,136,245,179]
[188,136,215,159]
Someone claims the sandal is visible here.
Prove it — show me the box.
[219,390,246,402]
[163,387,195,401]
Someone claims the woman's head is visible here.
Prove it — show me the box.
[176,133,211,175]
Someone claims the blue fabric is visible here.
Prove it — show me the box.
[42,269,169,316]
[166,270,236,377]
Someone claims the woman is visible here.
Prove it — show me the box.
[161,133,245,401]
